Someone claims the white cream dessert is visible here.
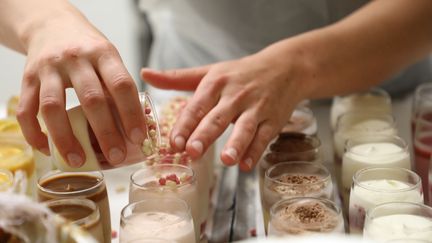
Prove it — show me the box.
[129,167,201,240]
[330,91,392,131]
[268,200,344,237]
[333,119,397,161]
[364,214,432,242]
[349,179,423,234]
[342,142,411,205]
[120,212,195,243]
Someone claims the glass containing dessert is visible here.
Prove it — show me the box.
[0,193,97,243]
[45,198,104,242]
[262,161,333,231]
[37,170,111,243]
[363,202,432,242]
[0,169,13,192]
[333,113,397,186]
[268,197,344,237]
[129,163,202,241]
[349,167,423,234]
[330,88,392,131]
[120,198,195,243]
[0,134,35,195]
[341,135,411,206]
[49,92,161,171]
[281,106,318,136]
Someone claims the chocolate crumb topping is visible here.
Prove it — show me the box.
[293,203,326,224]
[276,174,319,185]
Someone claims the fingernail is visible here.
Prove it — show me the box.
[244,158,253,169]
[224,147,238,162]
[109,147,125,163]
[40,147,50,156]
[67,153,83,168]
[130,127,145,144]
[174,136,186,150]
[191,140,203,155]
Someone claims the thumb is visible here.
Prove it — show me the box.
[141,66,210,91]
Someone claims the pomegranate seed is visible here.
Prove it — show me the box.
[145,107,152,114]
[249,228,257,237]
[111,230,118,239]
[166,174,178,182]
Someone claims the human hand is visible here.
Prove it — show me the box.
[141,52,310,171]
[16,14,146,167]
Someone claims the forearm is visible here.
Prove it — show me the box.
[261,0,432,99]
[0,0,87,53]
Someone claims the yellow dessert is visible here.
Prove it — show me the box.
[0,169,13,191]
[0,136,34,177]
[0,117,22,134]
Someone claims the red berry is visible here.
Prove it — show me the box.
[159,178,166,186]
[111,230,118,239]
[145,108,152,114]
[166,174,179,184]
[249,228,257,237]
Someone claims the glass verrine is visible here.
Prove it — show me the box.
[333,113,397,188]
[414,112,432,205]
[45,198,104,242]
[363,202,432,242]
[37,170,111,243]
[281,106,318,136]
[341,135,411,207]
[120,198,195,243]
[268,197,344,237]
[330,88,391,131]
[129,164,201,240]
[349,167,423,234]
[262,161,333,231]
[0,169,13,192]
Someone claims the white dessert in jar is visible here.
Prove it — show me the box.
[349,177,423,234]
[330,89,392,131]
[342,137,411,206]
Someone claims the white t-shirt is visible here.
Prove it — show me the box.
[139,0,432,102]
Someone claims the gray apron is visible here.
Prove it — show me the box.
[139,0,431,102]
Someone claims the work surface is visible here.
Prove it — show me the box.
[0,93,414,243]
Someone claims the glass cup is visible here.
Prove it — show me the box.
[281,106,318,136]
[49,92,161,171]
[45,198,104,242]
[363,202,432,242]
[341,135,411,207]
[0,134,35,195]
[330,88,392,131]
[349,167,423,234]
[333,113,397,189]
[413,112,432,205]
[262,161,333,232]
[120,198,195,243]
[411,83,432,133]
[268,197,344,237]
[37,170,111,243]
[129,164,201,241]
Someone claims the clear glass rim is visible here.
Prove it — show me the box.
[120,198,191,226]
[37,170,105,196]
[130,163,196,190]
[44,198,100,226]
[353,167,422,193]
[345,134,409,156]
[366,201,432,221]
[415,82,432,101]
[269,196,342,220]
[336,112,396,132]
[265,161,331,186]
[333,87,391,104]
